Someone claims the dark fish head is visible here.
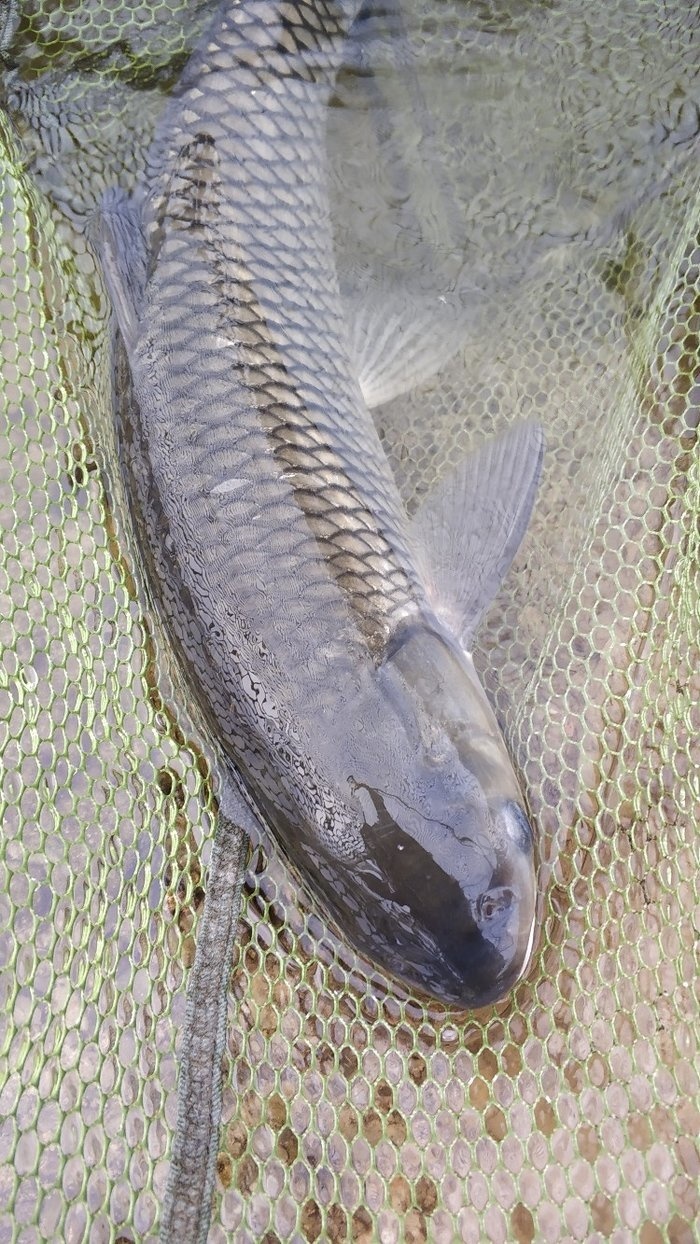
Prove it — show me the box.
[315,621,539,1008]
[340,784,537,1009]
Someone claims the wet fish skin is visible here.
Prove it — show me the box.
[99,0,542,1007]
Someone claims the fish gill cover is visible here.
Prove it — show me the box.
[0,1,699,1242]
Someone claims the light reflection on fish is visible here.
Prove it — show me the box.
[98,0,544,1008]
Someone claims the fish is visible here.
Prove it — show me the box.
[98,0,544,1008]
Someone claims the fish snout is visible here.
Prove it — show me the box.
[440,877,536,1009]
[429,800,537,1008]
[451,799,537,1006]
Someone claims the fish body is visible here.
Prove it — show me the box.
[100,0,543,1007]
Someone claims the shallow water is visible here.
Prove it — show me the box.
[0,2,699,1241]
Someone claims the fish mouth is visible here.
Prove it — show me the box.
[394,888,537,1009]
[354,885,534,1009]
[418,878,536,1008]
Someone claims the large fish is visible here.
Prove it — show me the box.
[98,0,544,1008]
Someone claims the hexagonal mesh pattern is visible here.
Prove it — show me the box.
[1,2,699,1242]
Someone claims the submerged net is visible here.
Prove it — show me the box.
[1,1,698,1241]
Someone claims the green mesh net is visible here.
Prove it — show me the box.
[1,1,699,1241]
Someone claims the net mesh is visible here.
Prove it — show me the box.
[1,1,699,1241]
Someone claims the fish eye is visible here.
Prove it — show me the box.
[476,886,514,925]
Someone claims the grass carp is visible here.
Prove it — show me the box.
[99,0,543,1008]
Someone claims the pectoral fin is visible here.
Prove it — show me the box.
[345,271,468,408]
[411,422,545,648]
[218,769,265,839]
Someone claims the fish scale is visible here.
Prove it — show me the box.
[133,1,428,657]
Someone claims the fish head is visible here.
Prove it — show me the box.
[342,621,538,1008]
[348,781,537,1010]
